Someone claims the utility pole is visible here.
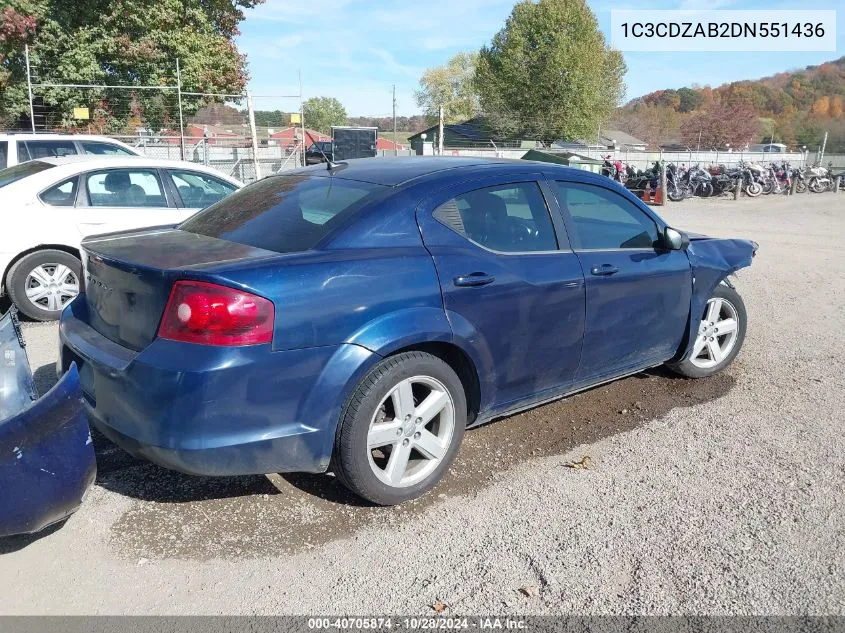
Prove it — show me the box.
[25,44,35,132]
[392,84,397,156]
[175,58,186,161]
[696,130,702,153]
[246,90,261,180]
[438,105,444,156]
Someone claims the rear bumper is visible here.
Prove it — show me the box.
[58,298,378,476]
[1,309,95,537]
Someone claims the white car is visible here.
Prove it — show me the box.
[0,133,140,169]
[0,156,242,320]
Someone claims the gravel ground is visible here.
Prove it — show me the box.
[0,193,843,615]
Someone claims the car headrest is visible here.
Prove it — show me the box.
[104,171,130,192]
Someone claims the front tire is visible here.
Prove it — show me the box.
[745,181,763,197]
[668,284,747,379]
[6,249,81,321]
[333,351,466,505]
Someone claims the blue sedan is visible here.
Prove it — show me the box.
[58,158,756,505]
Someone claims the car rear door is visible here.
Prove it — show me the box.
[74,167,181,236]
[416,173,585,410]
[164,169,239,218]
[548,177,691,382]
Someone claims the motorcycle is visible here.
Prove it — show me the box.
[734,161,763,197]
[806,163,832,193]
[667,164,713,200]
[624,161,660,193]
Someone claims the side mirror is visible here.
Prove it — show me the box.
[664,227,689,251]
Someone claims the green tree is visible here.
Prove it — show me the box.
[415,52,479,124]
[475,0,626,143]
[302,96,347,134]
[677,87,703,113]
[0,0,262,131]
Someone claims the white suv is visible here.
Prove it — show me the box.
[0,133,140,169]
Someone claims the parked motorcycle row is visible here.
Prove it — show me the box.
[601,155,845,202]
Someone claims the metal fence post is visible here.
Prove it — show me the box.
[246,90,261,180]
[25,44,36,132]
[659,162,667,206]
[176,58,186,161]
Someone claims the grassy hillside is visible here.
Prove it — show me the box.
[612,56,845,151]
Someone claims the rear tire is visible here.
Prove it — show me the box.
[668,284,747,379]
[6,249,81,321]
[332,351,466,505]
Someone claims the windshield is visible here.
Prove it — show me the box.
[0,161,54,188]
[179,175,386,254]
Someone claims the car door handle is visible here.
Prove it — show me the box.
[590,264,620,276]
[454,272,495,287]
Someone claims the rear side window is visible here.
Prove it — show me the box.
[80,141,135,156]
[0,161,54,188]
[180,175,385,254]
[0,142,7,169]
[433,182,558,253]
[40,178,78,206]
[22,140,77,159]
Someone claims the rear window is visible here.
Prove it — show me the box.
[179,175,386,253]
[0,161,54,188]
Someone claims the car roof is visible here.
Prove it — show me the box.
[0,156,243,191]
[278,156,548,187]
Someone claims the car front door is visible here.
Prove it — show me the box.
[416,175,585,411]
[165,169,239,219]
[75,168,180,237]
[549,178,691,382]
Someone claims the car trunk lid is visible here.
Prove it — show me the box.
[81,227,278,351]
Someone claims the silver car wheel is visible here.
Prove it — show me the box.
[689,297,740,369]
[24,264,79,313]
[366,375,455,488]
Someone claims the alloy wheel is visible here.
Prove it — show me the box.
[366,375,455,488]
[24,263,79,312]
[689,297,740,369]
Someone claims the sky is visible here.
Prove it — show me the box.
[236,0,844,118]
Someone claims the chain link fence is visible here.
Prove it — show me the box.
[14,50,311,183]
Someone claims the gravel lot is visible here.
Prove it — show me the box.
[1,193,843,615]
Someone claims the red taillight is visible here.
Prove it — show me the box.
[157,281,274,346]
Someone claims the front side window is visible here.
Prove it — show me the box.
[180,175,385,254]
[168,170,237,208]
[40,178,78,207]
[86,169,167,207]
[0,141,7,169]
[80,141,135,156]
[433,182,558,253]
[23,140,77,159]
[552,181,659,250]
